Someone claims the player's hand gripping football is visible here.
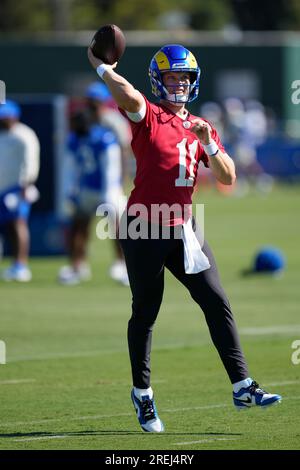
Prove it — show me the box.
[190,119,213,145]
[87,46,117,70]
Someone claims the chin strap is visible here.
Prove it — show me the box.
[164,92,189,105]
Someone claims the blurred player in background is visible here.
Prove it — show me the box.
[196,101,226,191]
[0,100,40,282]
[224,98,274,195]
[85,81,132,182]
[85,82,132,283]
[58,109,129,286]
[200,97,275,196]
[88,43,281,433]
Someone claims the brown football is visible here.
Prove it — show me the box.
[90,24,126,64]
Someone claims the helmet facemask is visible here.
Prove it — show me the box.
[161,71,199,105]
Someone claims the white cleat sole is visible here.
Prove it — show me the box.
[235,399,282,411]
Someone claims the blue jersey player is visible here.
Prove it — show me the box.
[58,111,128,285]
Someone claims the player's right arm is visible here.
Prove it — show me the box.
[87,47,144,114]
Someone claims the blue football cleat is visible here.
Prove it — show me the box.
[131,389,164,432]
[233,380,282,410]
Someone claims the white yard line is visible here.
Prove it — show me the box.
[0,406,226,430]
[1,404,229,429]
[13,435,241,444]
[7,343,188,363]
[240,325,300,335]
[1,413,133,428]
[172,437,239,446]
[7,349,127,363]
[0,379,36,385]
[13,435,69,442]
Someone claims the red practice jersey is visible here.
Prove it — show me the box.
[120,97,225,225]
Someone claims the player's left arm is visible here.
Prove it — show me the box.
[191,119,236,185]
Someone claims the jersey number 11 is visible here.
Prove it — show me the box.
[175,138,198,187]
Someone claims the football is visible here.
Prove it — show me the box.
[90,24,126,65]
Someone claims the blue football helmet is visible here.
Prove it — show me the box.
[149,44,201,104]
[254,247,286,274]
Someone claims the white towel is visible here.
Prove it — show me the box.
[182,218,211,274]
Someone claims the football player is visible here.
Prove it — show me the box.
[58,110,128,286]
[88,44,281,432]
[85,82,132,283]
[0,100,40,282]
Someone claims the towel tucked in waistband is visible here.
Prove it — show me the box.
[181,218,210,274]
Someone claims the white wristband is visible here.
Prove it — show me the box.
[96,63,111,80]
[202,140,219,156]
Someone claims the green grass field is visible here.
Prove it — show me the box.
[0,184,300,450]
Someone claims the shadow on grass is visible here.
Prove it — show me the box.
[0,430,242,439]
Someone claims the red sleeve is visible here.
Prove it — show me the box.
[210,124,226,153]
[118,95,153,131]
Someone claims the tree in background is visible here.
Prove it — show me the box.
[230,0,286,30]
[0,0,300,32]
[0,0,50,31]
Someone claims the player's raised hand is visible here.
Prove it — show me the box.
[190,119,212,145]
[87,47,117,70]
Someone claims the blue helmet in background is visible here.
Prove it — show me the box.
[149,44,201,104]
[254,247,286,274]
[0,100,21,119]
[85,82,111,102]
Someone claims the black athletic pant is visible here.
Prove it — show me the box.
[120,219,249,388]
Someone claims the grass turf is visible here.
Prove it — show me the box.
[0,183,299,450]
